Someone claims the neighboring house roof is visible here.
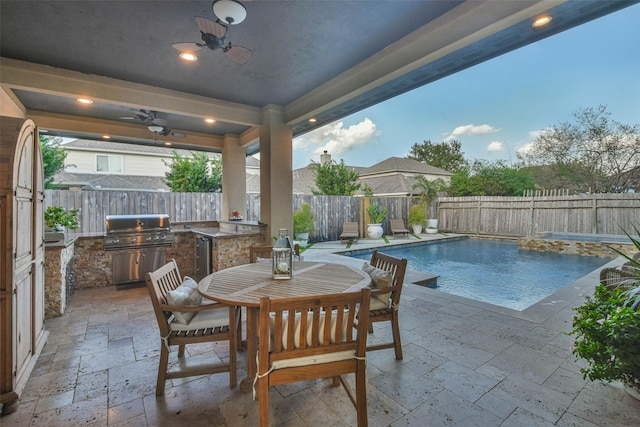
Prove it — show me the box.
[359,157,451,177]
[52,171,170,191]
[357,174,421,196]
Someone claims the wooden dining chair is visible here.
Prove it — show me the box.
[364,250,408,360]
[146,259,239,395]
[256,288,371,427]
[250,245,273,263]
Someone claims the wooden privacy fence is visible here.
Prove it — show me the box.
[46,190,640,240]
[438,193,640,237]
[44,190,414,240]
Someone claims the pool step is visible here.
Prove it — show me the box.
[405,270,439,287]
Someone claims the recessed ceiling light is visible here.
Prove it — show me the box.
[40,129,49,133]
[308,118,317,123]
[179,52,198,62]
[102,135,111,139]
[76,98,93,104]
[205,118,216,124]
[164,142,172,146]
[532,15,552,28]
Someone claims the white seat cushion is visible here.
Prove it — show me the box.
[270,350,356,370]
[166,276,202,324]
[170,306,230,331]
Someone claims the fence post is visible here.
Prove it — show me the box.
[592,194,597,234]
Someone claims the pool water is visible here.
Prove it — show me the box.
[346,238,609,310]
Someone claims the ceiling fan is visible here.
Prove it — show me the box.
[119,109,167,126]
[172,16,252,64]
[119,109,185,138]
[147,125,186,138]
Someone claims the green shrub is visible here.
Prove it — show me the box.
[408,204,427,227]
[293,203,315,235]
[45,206,79,231]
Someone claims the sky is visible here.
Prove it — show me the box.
[291,4,640,170]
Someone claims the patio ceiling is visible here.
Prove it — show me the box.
[0,1,634,153]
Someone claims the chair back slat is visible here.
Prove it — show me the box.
[146,260,182,336]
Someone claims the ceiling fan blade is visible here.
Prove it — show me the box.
[224,45,252,64]
[119,116,137,120]
[195,16,227,38]
[172,42,202,52]
[171,132,186,138]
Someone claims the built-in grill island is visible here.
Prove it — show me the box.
[105,214,175,285]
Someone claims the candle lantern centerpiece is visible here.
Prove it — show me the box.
[272,229,293,279]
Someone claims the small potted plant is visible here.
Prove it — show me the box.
[408,204,427,234]
[366,201,387,239]
[44,206,79,243]
[293,203,315,247]
[45,206,79,232]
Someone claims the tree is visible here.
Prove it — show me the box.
[411,175,446,206]
[407,139,466,172]
[519,105,640,193]
[163,151,222,192]
[310,159,361,196]
[40,135,67,189]
[448,160,536,196]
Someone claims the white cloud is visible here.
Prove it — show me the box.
[293,118,379,157]
[486,141,504,152]
[516,143,535,156]
[444,124,500,141]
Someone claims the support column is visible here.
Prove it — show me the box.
[221,134,246,219]
[259,105,293,241]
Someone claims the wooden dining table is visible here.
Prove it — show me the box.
[198,260,371,391]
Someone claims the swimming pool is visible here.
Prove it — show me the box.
[345,238,609,310]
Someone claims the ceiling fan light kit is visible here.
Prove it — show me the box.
[212,0,247,25]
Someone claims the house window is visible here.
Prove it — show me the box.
[96,155,123,173]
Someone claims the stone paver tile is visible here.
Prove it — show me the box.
[486,342,565,384]
[74,370,108,402]
[369,363,443,411]
[33,389,75,415]
[566,384,640,426]
[491,375,573,423]
[542,366,588,398]
[108,397,145,425]
[29,394,108,426]
[475,390,517,420]
[78,343,136,375]
[20,367,78,401]
[391,388,502,426]
[427,360,499,403]
[501,407,556,426]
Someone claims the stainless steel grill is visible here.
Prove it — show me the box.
[104,214,175,250]
[104,214,175,285]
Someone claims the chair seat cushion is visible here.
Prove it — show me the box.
[271,350,356,370]
[362,262,392,309]
[166,276,202,324]
[170,306,231,331]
